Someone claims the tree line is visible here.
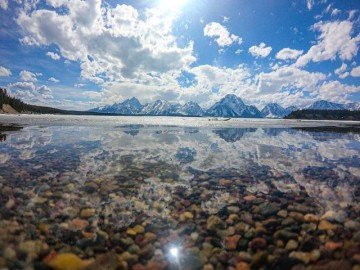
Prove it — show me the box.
[285,109,360,121]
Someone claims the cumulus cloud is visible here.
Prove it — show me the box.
[8,81,53,102]
[46,52,61,60]
[48,77,59,83]
[249,42,272,58]
[0,66,11,77]
[257,66,326,94]
[350,66,360,77]
[203,22,242,47]
[318,80,360,102]
[20,70,39,82]
[0,0,8,10]
[334,63,349,79]
[296,20,360,67]
[16,1,196,87]
[276,48,303,60]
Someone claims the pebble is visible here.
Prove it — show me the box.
[277,210,288,218]
[80,208,96,218]
[289,251,310,264]
[236,262,250,270]
[44,253,90,270]
[318,220,338,230]
[225,235,241,250]
[285,239,298,251]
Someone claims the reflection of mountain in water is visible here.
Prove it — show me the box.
[294,126,360,142]
[213,128,257,142]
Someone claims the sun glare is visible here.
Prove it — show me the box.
[157,0,189,11]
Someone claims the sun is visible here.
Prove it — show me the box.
[157,0,190,11]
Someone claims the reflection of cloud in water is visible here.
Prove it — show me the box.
[0,125,359,224]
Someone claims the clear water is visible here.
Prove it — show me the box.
[0,118,359,269]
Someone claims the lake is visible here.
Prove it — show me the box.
[0,115,359,270]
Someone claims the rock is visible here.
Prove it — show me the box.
[226,234,241,250]
[321,210,346,223]
[318,220,338,230]
[31,197,48,204]
[289,251,310,264]
[288,204,309,213]
[249,238,267,250]
[304,214,319,223]
[251,251,268,268]
[236,262,250,270]
[219,179,232,186]
[144,232,157,242]
[19,240,49,256]
[80,208,96,218]
[127,228,137,236]
[259,204,280,217]
[45,253,90,270]
[207,215,225,231]
[132,263,146,270]
[133,225,145,234]
[120,251,139,264]
[227,206,240,214]
[277,210,288,218]
[191,232,199,242]
[84,252,119,270]
[203,264,214,270]
[285,239,298,251]
[3,246,16,260]
[238,251,252,262]
[325,241,343,251]
[69,219,89,231]
[344,220,360,231]
[244,195,257,202]
[309,249,321,262]
[274,230,298,241]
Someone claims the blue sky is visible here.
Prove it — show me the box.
[0,0,359,110]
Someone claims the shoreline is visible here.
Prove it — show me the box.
[1,114,360,128]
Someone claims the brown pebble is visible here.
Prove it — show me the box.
[226,235,241,250]
[80,208,96,218]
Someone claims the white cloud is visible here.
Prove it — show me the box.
[318,80,360,102]
[348,10,357,20]
[350,66,360,77]
[20,70,38,82]
[8,81,53,102]
[334,63,349,79]
[331,9,341,17]
[276,48,303,60]
[306,0,314,11]
[46,52,61,60]
[0,0,8,10]
[222,16,229,23]
[48,77,59,83]
[203,22,242,47]
[296,20,360,67]
[0,66,11,77]
[235,49,242,55]
[75,83,85,88]
[17,1,196,86]
[257,66,326,94]
[249,42,272,58]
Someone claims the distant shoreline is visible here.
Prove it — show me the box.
[1,114,359,129]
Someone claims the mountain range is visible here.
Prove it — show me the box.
[90,95,360,118]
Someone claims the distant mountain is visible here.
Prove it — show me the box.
[90,97,143,114]
[206,94,262,118]
[140,100,179,115]
[261,103,298,118]
[308,100,344,110]
[343,102,360,111]
[88,95,360,119]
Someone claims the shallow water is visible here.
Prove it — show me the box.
[0,118,359,270]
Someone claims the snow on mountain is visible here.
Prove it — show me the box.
[343,102,360,111]
[308,100,345,110]
[90,97,143,114]
[140,100,179,115]
[178,101,205,116]
[261,103,288,118]
[206,94,262,118]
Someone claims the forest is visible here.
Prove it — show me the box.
[286,109,360,121]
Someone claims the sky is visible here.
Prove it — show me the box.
[0,0,359,110]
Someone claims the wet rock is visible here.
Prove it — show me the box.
[285,239,298,251]
[19,240,49,256]
[289,251,310,264]
[84,252,119,270]
[274,230,298,241]
[259,204,280,217]
[249,238,267,250]
[304,214,319,223]
[318,220,338,231]
[344,220,360,231]
[251,251,268,268]
[236,262,250,270]
[44,252,91,270]
[80,208,96,218]
[243,195,257,202]
[277,210,288,218]
[324,241,343,251]
[225,234,241,250]
[207,215,225,231]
